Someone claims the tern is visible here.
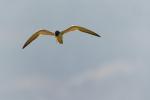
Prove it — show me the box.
[22,25,101,49]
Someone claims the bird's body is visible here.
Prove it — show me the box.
[22,25,101,49]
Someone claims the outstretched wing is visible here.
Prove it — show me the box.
[60,25,101,37]
[22,30,54,49]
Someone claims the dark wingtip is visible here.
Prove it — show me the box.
[22,44,26,49]
[95,34,101,37]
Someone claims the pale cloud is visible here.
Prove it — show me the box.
[67,60,133,87]
[0,60,149,100]
[0,60,131,91]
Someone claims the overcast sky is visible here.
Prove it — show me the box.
[0,0,150,100]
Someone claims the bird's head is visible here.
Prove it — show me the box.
[55,30,60,36]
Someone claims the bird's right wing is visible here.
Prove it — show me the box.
[22,30,54,49]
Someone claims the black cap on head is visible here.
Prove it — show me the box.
[55,30,60,36]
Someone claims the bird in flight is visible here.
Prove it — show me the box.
[22,25,101,49]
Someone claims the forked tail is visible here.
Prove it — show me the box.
[56,35,63,44]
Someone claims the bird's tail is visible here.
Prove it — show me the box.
[56,35,63,44]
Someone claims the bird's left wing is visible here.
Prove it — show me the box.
[22,30,54,49]
[60,25,101,37]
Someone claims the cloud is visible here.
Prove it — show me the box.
[67,60,132,86]
[0,60,149,100]
[0,60,131,91]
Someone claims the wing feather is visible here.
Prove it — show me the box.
[22,30,54,49]
[60,26,101,37]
